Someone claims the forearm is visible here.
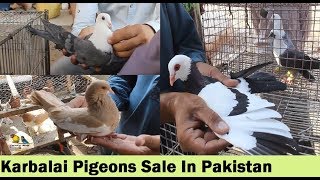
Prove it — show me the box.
[167,3,206,62]
[145,3,160,33]
[108,75,136,111]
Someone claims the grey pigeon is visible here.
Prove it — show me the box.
[27,13,126,74]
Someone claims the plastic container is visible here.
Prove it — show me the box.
[35,3,61,19]
[0,3,10,11]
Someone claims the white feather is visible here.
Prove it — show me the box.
[270,14,288,65]
[198,78,291,150]
[198,82,238,117]
[198,81,274,117]
[168,55,191,81]
[88,13,113,53]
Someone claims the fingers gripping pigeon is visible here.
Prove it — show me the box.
[168,55,300,155]
[27,13,126,71]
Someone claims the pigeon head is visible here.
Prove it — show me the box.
[86,80,114,97]
[96,13,112,29]
[268,31,276,39]
[268,29,282,40]
[168,55,192,86]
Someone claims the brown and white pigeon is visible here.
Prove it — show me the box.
[30,80,120,140]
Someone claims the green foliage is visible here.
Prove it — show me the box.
[182,3,197,12]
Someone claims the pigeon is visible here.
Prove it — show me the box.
[168,54,301,155]
[29,80,120,140]
[268,13,320,82]
[27,13,126,74]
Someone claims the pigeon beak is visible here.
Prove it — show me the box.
[169,75,176,87]
[108,88,115,94]
[108,22,112,29]
[268,32,276,38]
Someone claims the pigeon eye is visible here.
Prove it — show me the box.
[102,16,105,20]
[174,64,180,71]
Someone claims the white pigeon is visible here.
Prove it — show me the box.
[168,54,300,155]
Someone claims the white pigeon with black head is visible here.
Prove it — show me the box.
[268,13,320,81]
[168,54,300,155]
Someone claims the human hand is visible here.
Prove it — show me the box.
[196,62,239,87]
[108,24,155,58]
[66,96,87,108]
[160,92,230,154]
[87,134,160,155]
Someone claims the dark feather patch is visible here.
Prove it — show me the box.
[251,132,301,155]
[184,63,210,94]
[228,88,249,116]
[245,72,287,93]
[280,49,320,70]
[230,61,273,79]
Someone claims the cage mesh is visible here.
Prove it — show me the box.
[0,11,50,75]
[160,3,320,155]
[0,75,92,107]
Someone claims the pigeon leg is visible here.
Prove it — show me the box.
[57,127,69,153]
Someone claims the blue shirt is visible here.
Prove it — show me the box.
[108,75,160,136]
[160,3,206,92]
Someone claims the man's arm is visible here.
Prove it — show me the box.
[144,3,160,33]
[107,75,137,111]
[166,3,238,87]
[166,3,206,63]
[71,3,98,36]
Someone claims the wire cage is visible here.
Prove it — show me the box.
[0,11,50,75]
[0,75,96,155]
[0,75,92,105]
[160,3,320,155]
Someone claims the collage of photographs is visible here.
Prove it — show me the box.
[0,3,319,157]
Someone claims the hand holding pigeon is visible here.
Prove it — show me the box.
[28,13,126,74]
[168,55,300,155]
